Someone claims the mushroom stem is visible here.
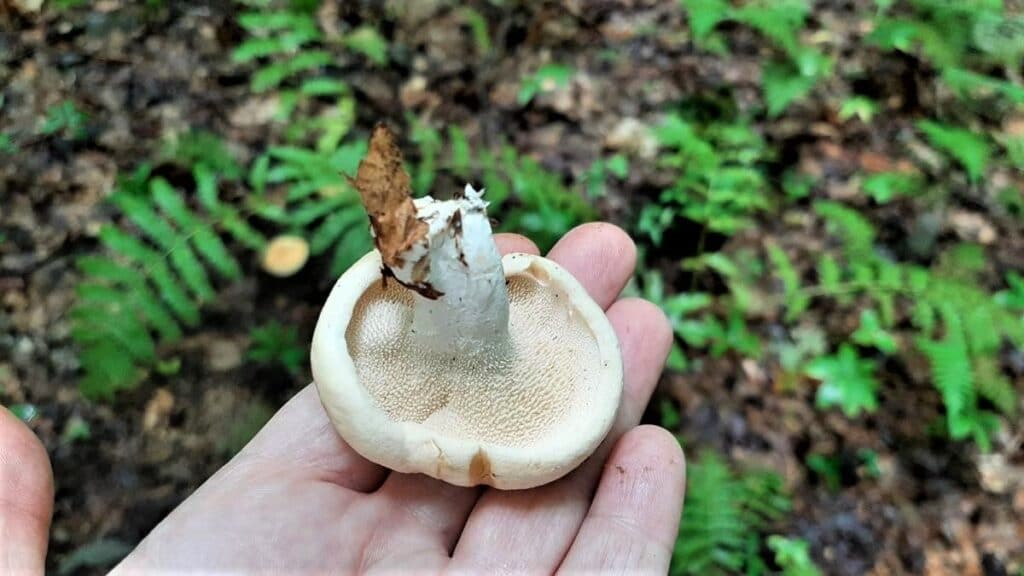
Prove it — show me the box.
[391,186,509,354]
[353,124,509,355]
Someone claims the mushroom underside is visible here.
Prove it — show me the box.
[346,270,604,448]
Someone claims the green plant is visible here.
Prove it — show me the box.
[232,1,357,148]
[234,7,330,94]
[680,0,832,116]
[660,398,682,429]
[851,309,898,354]
[805,453,842,492]
[0,133,15,154]
[247,140,374,275]
[342,25,388,65]
[639,256,765,371]
[672,451,791,575]
[457,7,492,56]
[761,200,1022,447]
[838,96,880,123]
[996,272,1024,310]
[70,170,266,399]
[857,448,883,479]
[247,321,305,374]
[767,243,810,322]
[917,121,992,182]
[1000,132,1024,171]
[161,131,244,180]
[61,416,92,444]
[584,154,629,198]
[517,63,574,106]
[916,305,1002,450]
[861,171,925,204]
[641,112,770,244]
[40,101,88,140]
[6,403,38,422]
[637,270,711,371]
[767,536,822,576]
[805,344,880,417]
[869,1,1024,105]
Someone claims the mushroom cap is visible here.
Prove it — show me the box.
[311,251,623,489]
[261,235,310,277]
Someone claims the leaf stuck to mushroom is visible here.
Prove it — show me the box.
[353,124,428,268]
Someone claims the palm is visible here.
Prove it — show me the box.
[111,225,686,575]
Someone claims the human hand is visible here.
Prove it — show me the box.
[1,223,686,575]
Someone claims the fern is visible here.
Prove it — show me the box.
[767,536,822,576]
[161,131,244,180]
[673,451,790,575]
[767,243,809,322]
[806,345,880,417]
[72,173,264,399]
[917,121,992,182]
[679,0,830,115]
[247,140,373,275]
[643,113,770,243]
[234,8,325,94]
[232,1,359,150]
[813,201,876,260]
[915,306,1000,450]
[766,201,1020,446]
[869,1,1024,107]
[248,321,305,374]
[973,357,1016,416]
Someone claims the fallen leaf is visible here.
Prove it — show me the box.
[353,124,426,267]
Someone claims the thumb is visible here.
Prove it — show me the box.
[0,406,54,575]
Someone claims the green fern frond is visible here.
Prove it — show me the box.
[767,243,809,322]
[150,179,242,280]
[73,174,263,400]
[97,226,200,325]
[309,206,366,256]
[112,185,217,300]
[914,305,1000,447]
[330,228,373,276]
[247,143,371,272]
[974,357,1017,416]
[918,306,973,418]
[672,451,789,575]
[814,201,876,259]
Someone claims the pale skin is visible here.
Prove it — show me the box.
[0,223,686,575]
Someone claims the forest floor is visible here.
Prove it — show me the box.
[1,1,1023,575]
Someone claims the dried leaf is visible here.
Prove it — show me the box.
[353,124,426,267]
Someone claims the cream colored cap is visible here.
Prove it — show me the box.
[311,250,622,490]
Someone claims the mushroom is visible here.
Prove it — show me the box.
[262,235,310,277]
[311,125,622,489]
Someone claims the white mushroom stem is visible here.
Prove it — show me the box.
[387,185,509,355]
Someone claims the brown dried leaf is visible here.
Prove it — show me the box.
[354,124,427,267]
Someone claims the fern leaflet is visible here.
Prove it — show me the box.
[71,176,267,399]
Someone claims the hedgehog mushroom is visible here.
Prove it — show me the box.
[310,125,622,489]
